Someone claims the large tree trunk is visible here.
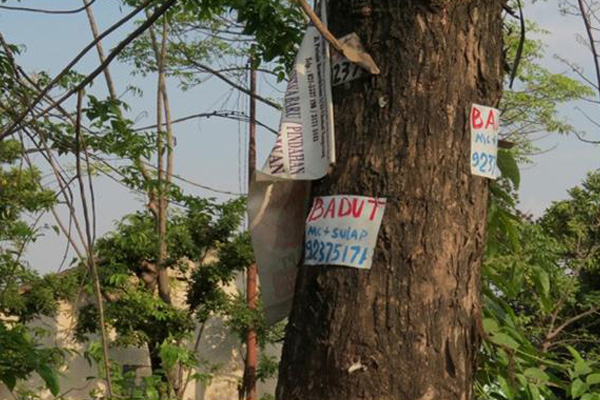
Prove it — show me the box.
[276,1,503,399]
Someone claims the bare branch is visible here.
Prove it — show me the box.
[133,110,278,135]
[509,0,526,89]
[82,0,118,100]
[0,0,99,15]
[81,0,158,217]
[182,56,282,110]
[0,0,178,140]
[151,14,172,306]
[545,307,599,345]
[75,89,114,398]
[578,0,600,99]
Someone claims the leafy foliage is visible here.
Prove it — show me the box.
[73,195,260,397]
[501,18,593,159]
[0,138,78,394]
[478,171,600,400]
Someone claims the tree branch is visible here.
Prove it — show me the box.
[544,307,599,346]
[0,0,98,15]
[0,0,177,141]
[133,110,278,135]
[75,89,114,397]
[578,0,600,100]
[183,57,282,110]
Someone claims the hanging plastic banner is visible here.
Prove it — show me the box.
[304,195,386,269]
[257,1,334,181]
[248,179,310,324]
[470,104,499,179]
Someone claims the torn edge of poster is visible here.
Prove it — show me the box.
[331,33,368,86]
[305,195,386,269]
[470,104,500,179]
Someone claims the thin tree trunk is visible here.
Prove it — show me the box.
[150,15,181,398]
[276,1,503,399]
[82,0,159,216]
[148,340,169,399]
[82,0,117,100]
[241,60,258,400]
[158,19,175,308]
[155,17,171,305]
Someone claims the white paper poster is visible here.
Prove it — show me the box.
[304,195,386,269]
[258,2,334,181]
[470,104,499,179]
[248,179,311,324]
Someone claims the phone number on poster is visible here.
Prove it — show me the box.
[305,239,369,266]
[472,151,496,174]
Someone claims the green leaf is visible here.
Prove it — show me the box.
[587,374,600,385]
[568,346,585,364]
[528,382,542,400]
[576,360,593,377]
[508,261,525,298]
[531,267,551,312]
[524,367,549,382]
[483,318,500,334]
[516,373,528,387]
[572,378,588,398]
[489,332,520,350]
[498,376,514,399]
[532,267,550,298]
[497,149,520,189]
[37,364,60,396]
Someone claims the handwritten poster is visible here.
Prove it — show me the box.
[470,104,499,179]
[248,179,311,324]
[305,195,386,269]
[257,1,334,181]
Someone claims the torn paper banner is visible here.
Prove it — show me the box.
[331,33,367,86]
[257,2,334,181]
[305,195,386,269]
[248,179,310,324]
[470,104,499,179]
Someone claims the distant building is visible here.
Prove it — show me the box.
[0,272,280,400]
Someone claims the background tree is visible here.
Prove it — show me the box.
[0,0,303,398]
[0,137,80,396]
[478,170,600,400]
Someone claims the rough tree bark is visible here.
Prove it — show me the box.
[276,1,503,399]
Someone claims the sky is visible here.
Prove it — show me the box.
[0,0,599,274]
[516,1,600,217]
